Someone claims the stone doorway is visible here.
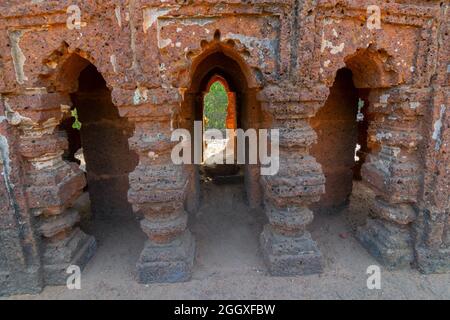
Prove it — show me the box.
[61,63,138,221]
[310,68,370,213]
[182,48,263,213]
[178,46,265,276]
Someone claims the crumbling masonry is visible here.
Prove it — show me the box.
[0,0,448,295]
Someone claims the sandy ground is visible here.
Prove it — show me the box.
[7,181,450,300]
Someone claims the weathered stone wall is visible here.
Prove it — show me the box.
[0,0,448,295]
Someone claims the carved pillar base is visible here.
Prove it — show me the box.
[260,225,322,276]
[137,230,195,283]
[355,88,426,269]
[357,218,414,269]
[259,153,325,276]
[42,227,96,285]
[415,246,450,274]
[414,210,450,274]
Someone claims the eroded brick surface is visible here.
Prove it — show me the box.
[0,0,448,295]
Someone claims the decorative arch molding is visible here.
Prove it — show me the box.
[205,74,231,93]
[38,43,116,94]
[320,45,404,90]
[178,37,262,91]
[312,5,437,90]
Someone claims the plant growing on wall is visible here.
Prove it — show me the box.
[71,108,82,130]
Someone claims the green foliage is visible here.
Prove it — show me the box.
[71,108,82,130]
[203,81,228,130]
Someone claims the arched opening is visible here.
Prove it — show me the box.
[310,47,399,237]
[182,49,263,206]
[59,59,139,241]
[202,76,236,167]
[180,47,265,272]
[310,68,370,212]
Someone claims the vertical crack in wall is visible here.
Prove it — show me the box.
[289,0,300,79]
[0,133,29,267]
[1,95,35,268]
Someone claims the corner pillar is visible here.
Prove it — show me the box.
[7,92,96,284]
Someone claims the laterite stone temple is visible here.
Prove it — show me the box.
[0,0,448,296]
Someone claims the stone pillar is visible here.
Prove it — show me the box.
[0,96,43,295]
[116,88,195,283]
[6,92,96,284]
[357,88,426,269]
[258,85,326,276]
[414,84,449,273]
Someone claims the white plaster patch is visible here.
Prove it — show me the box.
[133,86,149,105]
[159,17,215,30]
[320,32,345,55]
[3,98,33,126]
[60,104,71,114]
[432,105,446,151]
[110,54,118,73]
[142,8,172,33]
[392,147,401,157]
[376,131,393,141]
[324,60,331,67]
[25,87,47,94]
[148,151,159,160]
[356,99,364,122]
[30,153,64,171]
[0,134,15,207]
[9,30,28,84]
[447,64,450,73]
[332,28,338,38]
[380,94,390,104]
[159,38,172,49]
[179,18,214,27]
[409,102,420,109]
[0,135,10,169]
[323,18,341,26]
[115,5,122,28]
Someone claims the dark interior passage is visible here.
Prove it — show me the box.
[62,63,138,218]
[311,68,369,211]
